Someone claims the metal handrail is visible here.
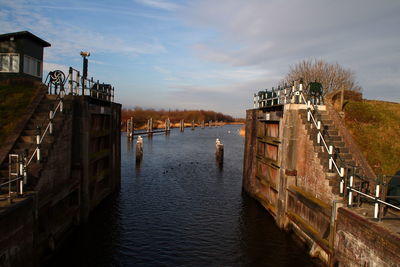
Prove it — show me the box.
[2,68,114,199]
[46,67,115,102]
[2,88,64,197]
[305,101,345,182]
[252,80,399,220]
[0,177,21,187]
[26,97,62,167]
[347,185,400,211]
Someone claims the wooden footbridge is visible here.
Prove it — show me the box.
[126,117,225,139]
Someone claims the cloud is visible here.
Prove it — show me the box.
[0,0,166,61]
[134,0,181,10]
[182,0,400,102]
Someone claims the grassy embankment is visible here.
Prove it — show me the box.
[0,80,40,144]
[343,100,400,176]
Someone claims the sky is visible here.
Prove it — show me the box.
[1,0,399,117]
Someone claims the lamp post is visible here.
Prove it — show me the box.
[80,51,90,95]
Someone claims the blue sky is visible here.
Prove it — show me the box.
[1,0,399,117]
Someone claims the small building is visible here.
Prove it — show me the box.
[0,31,51,81]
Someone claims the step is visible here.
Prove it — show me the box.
[331,186,341,195]
[329,180,340,188]
[25,116,64,132]
[320,119,333,125]
[0,169,9,178]
[335,147,349,153]
[318,152,352,160]
[326,129,339,135]
[332,141,345,147]
[17,135,55,147]
[11,147,49,160]
[339,160,356,168]
[13,142,32,151]
[45,95,60,101]
[19,135,35,143]
[25,121,45,131]
[32,113,51,121]
[325,172,339,180]
[318,114,330,120]
[320,159,346,170]
[323,135,342,142]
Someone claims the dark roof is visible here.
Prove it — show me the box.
[0,31,51,47]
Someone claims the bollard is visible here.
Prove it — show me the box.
[215,138,224,166]
[136,136,143,163]
[191,120,195,130]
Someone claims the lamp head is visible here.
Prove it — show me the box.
[80,51,90,57]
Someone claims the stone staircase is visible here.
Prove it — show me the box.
[299,109,360,196]
[0,95,65,192]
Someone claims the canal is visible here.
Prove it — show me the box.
[49,125,317,266]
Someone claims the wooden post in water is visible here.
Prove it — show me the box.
[215,138,224,167]
[201,120,205,129]
[165,118,170,134]
[136,136,143,163]
[209,120,212,128]
[180,119,184,132]
[191,120,195,130]
[147,118,153,136]
[127,117,134,139]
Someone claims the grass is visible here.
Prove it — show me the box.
[344,100,400,176]
[0,81,40,144]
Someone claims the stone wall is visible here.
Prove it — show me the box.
[0,95,121,266]
[0,198,36,267]
[243,104,400,266]
[334,208,400,266]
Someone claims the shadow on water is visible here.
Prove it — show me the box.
[48,125,317,267]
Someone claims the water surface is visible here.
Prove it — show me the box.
[50,125,316,266]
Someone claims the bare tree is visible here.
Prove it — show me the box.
[283,59,362,96]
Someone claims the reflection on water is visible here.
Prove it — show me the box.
[49,125,316,266]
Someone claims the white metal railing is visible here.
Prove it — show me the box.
[253,82,306,108]
[46,67,114,102]
[346,174,400,220]
[304,97,346,193]
[0,154,24,201]
[26,97,63,166]
[2,93,64,201]
[2,66,115,201]
[253,80,400,220]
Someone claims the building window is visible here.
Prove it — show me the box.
[0,53,20,73]
[23,55,42,78]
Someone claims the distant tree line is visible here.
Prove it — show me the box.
[121,107,236,128]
